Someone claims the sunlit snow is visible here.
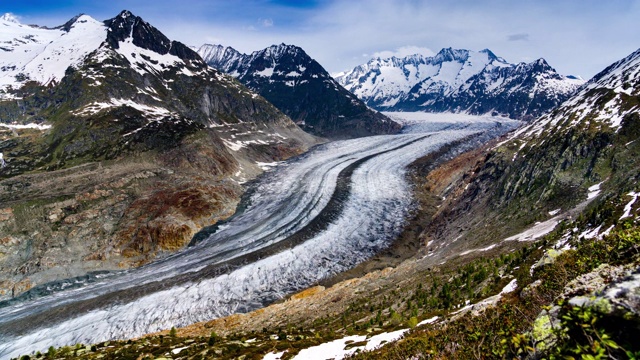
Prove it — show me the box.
[263,329,410,360]
[620,192,639,219]
[0,123,51,130]
[0,14,107,98]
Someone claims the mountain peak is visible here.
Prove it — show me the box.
[434,47,469,63]
[479,48,500,61]
[530,58,554,72]
[262,43,303,59]
[55,13,96,32]
[118,10,135,19]
[201,43,225,51]
[104,10,172,55]
[0,13,20,24]
[198,44,242,70]
[198,42,400,138]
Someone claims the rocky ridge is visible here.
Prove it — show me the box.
[198,43,401,139]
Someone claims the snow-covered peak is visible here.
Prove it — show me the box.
[433,47,470,63]
[0,13,20,24]
[198,44,242,71]
[479,48,508,64]
[117,10,136,21]
[335,47,509,108]
[336,47,583,118]
[101,10,208,76]
[0,13,107,98]
[199,43,315,81]
[198,44,227,59]
[67,14,104,31]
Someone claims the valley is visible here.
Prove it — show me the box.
[0,113,519,358]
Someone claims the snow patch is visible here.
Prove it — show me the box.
[117,36,185,76]
[171,346,188,355]
[503,216,561,242]
[291,329,408,360]
[580,225,603,240]
[256,67,274,77]
[263,351,286,360]
[417,316,439,326]
[0,123,51,130]
[74,98,173,119]
[588,182,604,200]
[548,208,561,216]
[256,161,280,170]
[620,192,639,219]
[500,279,518,294]
[459,244,496,256]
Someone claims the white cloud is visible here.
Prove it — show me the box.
[261,18,274,27]
[372,45,435,59]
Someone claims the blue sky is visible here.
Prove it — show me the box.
[4,0,640,78]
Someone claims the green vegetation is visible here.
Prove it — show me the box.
[348,207,640,359]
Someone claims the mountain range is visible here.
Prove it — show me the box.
[198,43,400,138]
[335,48,585,120]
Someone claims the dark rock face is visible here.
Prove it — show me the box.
[199,43,401,139]
[104,10,171,54]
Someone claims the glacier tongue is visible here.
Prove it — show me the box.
[0,116,519,359]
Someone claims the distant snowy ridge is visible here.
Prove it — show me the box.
[0,13,107,98]
[335,47,584,120]
[336,49,508,107]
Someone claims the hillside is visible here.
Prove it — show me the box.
[335,48,584,120]
[0,11,316,302]
[198,44,401,139]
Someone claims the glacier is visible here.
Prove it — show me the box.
[0,114,520,359]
